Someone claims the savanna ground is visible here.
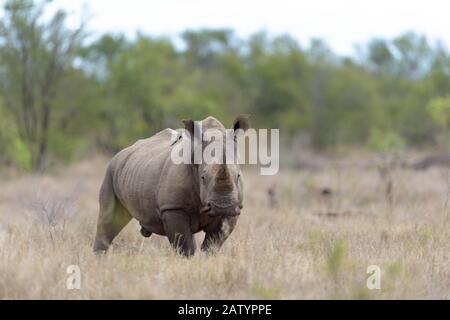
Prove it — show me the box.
[0,153,450,299]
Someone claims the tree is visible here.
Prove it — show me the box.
[104,36,181,147]
[182,29,235,69]
[367,39,395,75]
[393,32,431,79]
[0,0,86,171]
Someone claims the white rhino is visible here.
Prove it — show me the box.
[93,116,249,256]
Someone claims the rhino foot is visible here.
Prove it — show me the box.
[140,226,152,238]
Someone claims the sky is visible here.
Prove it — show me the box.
[38,0,450,55]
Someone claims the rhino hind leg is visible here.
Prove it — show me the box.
[93,171,132,253]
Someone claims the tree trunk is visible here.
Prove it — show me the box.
[34,103,50,172]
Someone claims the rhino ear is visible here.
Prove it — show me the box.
[182,119,201,142]
[182,119,195,137]
[182,119,202,165]
[233,115,250,133]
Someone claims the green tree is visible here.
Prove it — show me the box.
[103,36,181,148]
[0,0,86,171]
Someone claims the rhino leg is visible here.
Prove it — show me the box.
[93,171,132,253]
[201,216,237,253]
[161,210,196,257]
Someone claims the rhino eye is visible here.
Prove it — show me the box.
[201,175,205,181]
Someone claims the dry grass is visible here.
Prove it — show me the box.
[1,156,450,299]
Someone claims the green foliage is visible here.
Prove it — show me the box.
[0,0,86,171]
[326,239,347,277]
[325,239,348,299]
[367,128,406,153]
[428,97,450,131]
[426,97,450,149]
[11,138,32,170]
[1,1,450,170]
[251,284,281,299]
[0,105,32,170]
[386,261,402,277]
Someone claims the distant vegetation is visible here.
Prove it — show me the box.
[1,0,450,171]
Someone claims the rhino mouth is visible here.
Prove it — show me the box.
[201,203,242,217]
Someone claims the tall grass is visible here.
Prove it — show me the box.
[0,155,449,299]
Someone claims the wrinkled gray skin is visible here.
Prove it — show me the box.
[93,116,249,256]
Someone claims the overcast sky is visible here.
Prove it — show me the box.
[42,0,450,55]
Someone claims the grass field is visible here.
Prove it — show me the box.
[0,155,449,299]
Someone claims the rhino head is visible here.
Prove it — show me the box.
[182,116,249,217]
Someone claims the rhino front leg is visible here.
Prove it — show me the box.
[161,210,196,257]
[201,216,238,253]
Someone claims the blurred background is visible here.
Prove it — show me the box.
[1,0,450,172]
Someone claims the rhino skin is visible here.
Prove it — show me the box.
[93,116,249,256]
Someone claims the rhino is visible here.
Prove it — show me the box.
[93,116,249,256]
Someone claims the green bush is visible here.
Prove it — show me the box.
[367,127,406,153]
[428,97,450,131]
[0,107,32,170]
